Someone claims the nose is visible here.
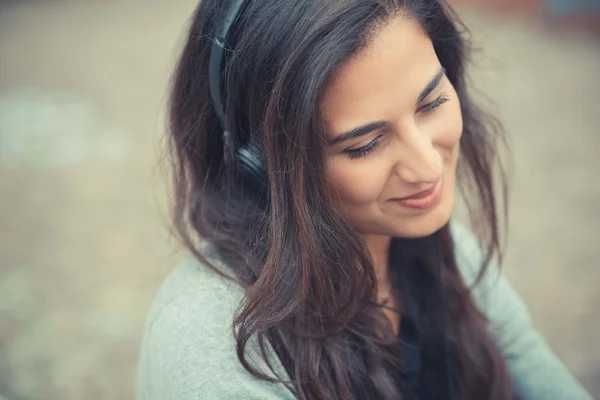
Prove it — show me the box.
[394,129,443,184]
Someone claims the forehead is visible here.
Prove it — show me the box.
[320,17,440,138]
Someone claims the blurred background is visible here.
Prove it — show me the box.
[0,0,598,399]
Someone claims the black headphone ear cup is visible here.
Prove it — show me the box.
[236,139,270,205]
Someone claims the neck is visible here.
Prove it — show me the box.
[363,234,393,296]
[363,234,401,334]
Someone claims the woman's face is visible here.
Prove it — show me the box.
[321,17,463,240]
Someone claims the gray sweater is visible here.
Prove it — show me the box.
[136,222,592,399]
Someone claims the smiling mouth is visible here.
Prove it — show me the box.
[389,179,443,210]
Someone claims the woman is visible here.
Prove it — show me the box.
[137,0,592,399]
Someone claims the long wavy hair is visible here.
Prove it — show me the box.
[167,0,511,399]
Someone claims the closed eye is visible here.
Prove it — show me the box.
[344,135,384,159]
[418,95,449,114]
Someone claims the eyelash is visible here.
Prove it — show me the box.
[345,135,383,159]
[344,95,449,159]
[419,95,449,113]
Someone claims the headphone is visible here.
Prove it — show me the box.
[208,0,269,202]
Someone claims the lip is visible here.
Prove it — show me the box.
[389,179,443,210]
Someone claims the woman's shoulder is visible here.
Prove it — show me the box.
[137,243,295,400]
[449,219,488,277]
[449,222,593,399]
[143,243,245,330]
[449,219,504,313]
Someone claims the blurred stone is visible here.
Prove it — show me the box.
[0,88,132,170]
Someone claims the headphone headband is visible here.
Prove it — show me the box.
[209,0,248,129]
[208,0,269,204]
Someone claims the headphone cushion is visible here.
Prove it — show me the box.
[236,141,269,201]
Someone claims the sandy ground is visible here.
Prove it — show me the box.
[0,1,598,399]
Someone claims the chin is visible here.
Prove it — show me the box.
[391,198,454,239]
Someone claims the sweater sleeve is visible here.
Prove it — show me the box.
[136,275,296,400]
[451,221,592,400]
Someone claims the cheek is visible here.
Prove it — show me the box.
[326,159,388,206]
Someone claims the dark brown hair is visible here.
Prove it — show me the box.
[167,0,511,398]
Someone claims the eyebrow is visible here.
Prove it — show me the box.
[417,67,446,104]
[327,67,447,146]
